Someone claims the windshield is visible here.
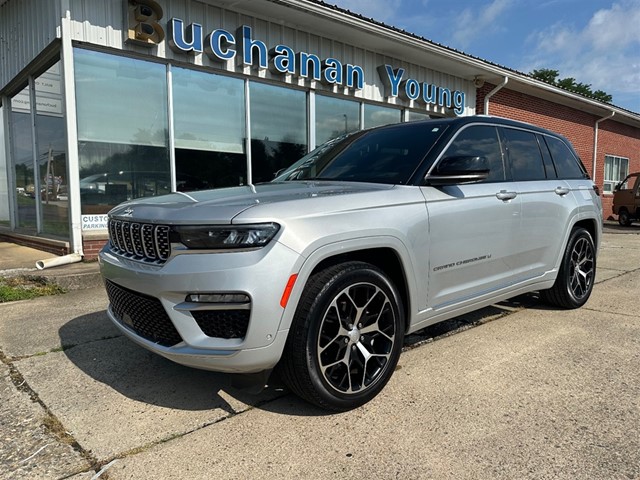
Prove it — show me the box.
[273,122,447,185]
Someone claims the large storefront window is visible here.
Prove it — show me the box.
[9,62,69,237]
[0,104,8,228]
[363,104,401,128]
[172,67,246,190]
[35,63,68,238]
[74,49,169,214]
[408,111,432,122]
[315,95,360,145]
[250,82,307,183]
[10,95,36,231]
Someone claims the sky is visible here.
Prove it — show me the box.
[327,0,640,113]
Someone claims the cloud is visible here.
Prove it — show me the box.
[525,0,640,100]
[451,0,513,48]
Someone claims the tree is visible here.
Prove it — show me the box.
[530,68,613,103]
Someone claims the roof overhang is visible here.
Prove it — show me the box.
[213,0,639,127]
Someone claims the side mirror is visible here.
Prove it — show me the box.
[614,182,622,192]
[426,155,489,186]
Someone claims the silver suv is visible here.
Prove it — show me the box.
[99,116,602,411]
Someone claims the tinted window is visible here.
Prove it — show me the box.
[274,123,446,184]
[503,128,546,181]
[537,134,557,179]
[442,125,505,182]
[545,135,586,179]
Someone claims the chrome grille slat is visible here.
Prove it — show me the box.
[108,219,170,264]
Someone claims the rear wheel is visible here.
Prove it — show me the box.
[541,227,595,309]
[618,209,631,226]
[278,261,404,411]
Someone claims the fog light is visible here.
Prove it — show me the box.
[186,293,250,304]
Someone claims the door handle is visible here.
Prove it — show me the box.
[496,190,517,201]
[555,186,570,196]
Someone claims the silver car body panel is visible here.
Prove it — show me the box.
[99,119,603,374]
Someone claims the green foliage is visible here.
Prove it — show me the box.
[530,68,613,103]
[0,276,66,302]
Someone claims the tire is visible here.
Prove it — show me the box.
[278,261,405,411]
[541,227,596,309]
[618,209,631,226]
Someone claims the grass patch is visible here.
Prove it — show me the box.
[0,276,66,302]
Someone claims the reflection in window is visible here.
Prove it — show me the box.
[407,111,432,122]
[35,62,69,238]
[544,136,585,179]
[74,49,169,214]
[250,82,307,183]
[173,68,247,189]
[77,143,170,211]
[443,126,505,182]
[10,106,36,231]
[503,128,546,181]
[277,123,444,185]
[315,95,360,146]
[0,105,8,227]
[363,104,401,128]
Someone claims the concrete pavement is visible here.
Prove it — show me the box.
[0,228,639,479]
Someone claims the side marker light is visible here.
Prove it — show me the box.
[280,274,298,308]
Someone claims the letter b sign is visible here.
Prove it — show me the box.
[126,0,164,47]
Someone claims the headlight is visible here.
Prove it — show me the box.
[173,223,280,249]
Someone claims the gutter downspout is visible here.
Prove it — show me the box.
[592,111,615,180]
[484,76,509,115]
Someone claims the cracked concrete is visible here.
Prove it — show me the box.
[1,229,639,479]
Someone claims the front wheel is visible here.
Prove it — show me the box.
[278,262,405,411]
[618,209,632,226]
[541,227,596,309]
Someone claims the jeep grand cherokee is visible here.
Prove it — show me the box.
[99,116,603,411]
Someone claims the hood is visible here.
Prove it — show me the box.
[108,181,393,224]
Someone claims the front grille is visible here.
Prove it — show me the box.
[192,310,250,339]
[106,281,182,347]
[108,219,171,264]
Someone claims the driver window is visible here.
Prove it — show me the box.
[442,125,505,182]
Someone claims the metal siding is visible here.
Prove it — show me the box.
[0,0,62,93]
[1,0,473,111]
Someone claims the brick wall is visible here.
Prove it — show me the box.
[0,232,69,256]
[83,238,108,260]
[597,122,640,218]
[477,83,640,219]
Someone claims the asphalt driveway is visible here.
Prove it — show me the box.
[1,230,639,479]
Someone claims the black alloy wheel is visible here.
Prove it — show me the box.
[278,261,404,411]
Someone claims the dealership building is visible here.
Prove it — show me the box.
[1,0,639,258]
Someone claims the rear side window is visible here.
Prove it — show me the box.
[442,125,505,182]
[502,128,546,181]
[544,136,586,179]
[536,134,558,179]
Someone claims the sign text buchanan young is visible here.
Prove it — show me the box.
[167,18,466,115]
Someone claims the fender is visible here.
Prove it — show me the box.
[275,235,419,334]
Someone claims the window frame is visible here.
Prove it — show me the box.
[603,154,630,194]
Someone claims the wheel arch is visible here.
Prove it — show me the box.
[310,248,410,328]
[573,218,599,249]
[279,240,414,334]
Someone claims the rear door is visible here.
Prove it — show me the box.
[501,127,578,280]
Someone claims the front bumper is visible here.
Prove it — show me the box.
[99,240,301,373]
